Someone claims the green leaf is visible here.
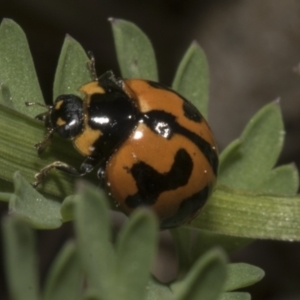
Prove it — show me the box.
[145,279,174,300]
[173,248,227,300]
[43,241,82,300]
[219,292,251,300]
[219,101,284,190]
[83,295,101,300]
[0,19,44,117]
[0,83,13,108]
[171,228,251,276]
[53,35,91,100]
[0,191,11,202]
[109,18,158,80]
[60,194,79,222]
[189,187,300,241]
[190,231,251,257]
[9,172,62,229]
[74,183,115,299]
[172,42,209,118]
[0,178,14,193]
[224,263,264,291]
[257,164,299,196]
[0,105,45,186]
[170,227,195,277]
[217,139,242,180]
[2,216,39,300]
[114,209,158,300]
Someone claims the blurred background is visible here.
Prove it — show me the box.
[0,0,300,299]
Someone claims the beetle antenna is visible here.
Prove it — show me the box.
[25,102,50,109]
[87,51,98,81]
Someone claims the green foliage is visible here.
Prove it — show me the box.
[218,100,286,191]
[224,263,264,291]
[110,18,158,80]
[171,248,227,300]
[172,41,209,118]
[3,183,264,300]
[0,19,43,117]
[2,184,159,300]
[9,172,62,229]
[2,216,40,300]
[0,17,298,299]
[43,241,82,300]
[53,35,91,99]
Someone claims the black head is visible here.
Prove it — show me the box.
[40,94,84,139]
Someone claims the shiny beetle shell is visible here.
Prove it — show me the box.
[31,71,218,229]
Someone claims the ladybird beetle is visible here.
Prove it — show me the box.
[27,66,218,229]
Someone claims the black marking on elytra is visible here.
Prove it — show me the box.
[143,110,218,176]
[125,148,193,208]
[182,100,202,122]
[160,184,211,229]
[178,123,218,176]
[145,80,202,123]
[87,82,139,161]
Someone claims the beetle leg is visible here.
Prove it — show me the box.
[33,161,84,187]
[80,155,102,174]
[96,165,108,187]
[33,156,102,187]
[34,129,54,154]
